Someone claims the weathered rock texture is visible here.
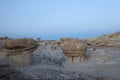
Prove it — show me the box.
[3,38,38,66]
[86,32,120,49]
[59,38,74,45]
[3,38,37,51]
[32,42,66,66]
[61,39,87,63]
[0,39,9,65]
[0,49,9,65]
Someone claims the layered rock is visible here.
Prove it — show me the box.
[61,39,87,63]
[3,38,38,52]
[86,32,120,49]
[3,38,38,66]
[59,38,74,45]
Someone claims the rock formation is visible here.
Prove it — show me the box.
[32,42,66,66]
[59,38,74,45]
[3,38,38,66]
[86,32,120,49]
[61,39,87,63]
[3,38,38,52]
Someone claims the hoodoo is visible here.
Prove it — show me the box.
[3,38,38,66]
[61,39,87,64]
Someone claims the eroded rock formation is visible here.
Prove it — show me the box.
[61,39,87,63]
[86,32,120,49]
[3,38,38,66]
[3,38,38,52]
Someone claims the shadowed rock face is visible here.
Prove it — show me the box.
[0,38,8,49]
[3,38,38,53]
[0,40,3,49]
[0,39,9,65]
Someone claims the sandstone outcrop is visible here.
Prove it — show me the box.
[86,32,120,49]
[3,38,38,52]
[59,38,74,45]
[61,39,87,63]
[3,38,38,66]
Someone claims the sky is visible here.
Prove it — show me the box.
[0,0,120,40]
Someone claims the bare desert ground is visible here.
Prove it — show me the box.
[15,46,120,80]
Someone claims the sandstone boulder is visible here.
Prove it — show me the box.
[61,39,87,63]
[3,38,38,66]
[3,38,38,53]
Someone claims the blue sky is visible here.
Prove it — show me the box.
[0,0,120,40]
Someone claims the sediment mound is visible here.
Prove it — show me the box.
[32,43,66,66]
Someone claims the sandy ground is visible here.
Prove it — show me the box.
[65,62,120,80]
[15,45,120,80]
[0,65,32,80]
[65,47,120,80]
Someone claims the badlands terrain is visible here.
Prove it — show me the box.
[0,31,120,80]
